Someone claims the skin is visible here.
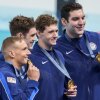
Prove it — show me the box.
[5,39,40,81]
[10,40,31,69]
[61,9,86,38]
[17,27,37,49]
[38,24,58,50]
[24,27,37,49]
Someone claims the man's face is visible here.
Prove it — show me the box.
[63,9,85,38]
[13,40,31,66]
[24,27,37,49]
[39,24,58,48]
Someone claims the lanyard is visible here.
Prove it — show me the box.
[65,32,95,58]
[40,46,71,79]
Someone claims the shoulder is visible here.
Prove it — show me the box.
[0,52,5,61]
[84,31,100,44]
[85,30,100,38]
[0,63,15,78]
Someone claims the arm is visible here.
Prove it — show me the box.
[0,60,40,100]
[0,72,13,100]
[15,79,39,100]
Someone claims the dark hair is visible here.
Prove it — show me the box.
[9,15,35,36]
[35,14,57,32]
[61,2,83,21]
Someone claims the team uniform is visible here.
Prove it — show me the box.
[55,30,100,100]
[29,42,67,100]
[0,61,39,100]
[0,52,4,62]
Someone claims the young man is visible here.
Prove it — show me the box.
[0,15,37,59]
[0,15,37,78]
[9,15,37,50]
[0,36,40,100]
[29,14,77,100]
[55,2,100,100]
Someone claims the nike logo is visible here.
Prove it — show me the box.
[66,50,73,55]
[42,61,48,64]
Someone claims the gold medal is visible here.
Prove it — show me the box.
[96,54,100,62]
[27,59,32,65]
[68,80,74,89]
[64,80,75,96]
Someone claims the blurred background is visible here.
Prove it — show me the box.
[0,0,100,48]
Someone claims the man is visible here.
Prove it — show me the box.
[9,15,37,49]
[55,2,100,100]
[29,14,77,100]
[0,15,37,78]
[0,15,37,59]
[0,36,40,100]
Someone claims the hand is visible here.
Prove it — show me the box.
[27,60,40,81]
[64,86,77,97]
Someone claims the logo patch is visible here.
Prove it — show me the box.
[66,50,73,55]
[7,77,16,84]
[89,42,97,50]
[42,61,48,64]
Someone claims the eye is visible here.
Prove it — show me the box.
[55,29,58,32]
[72,17,79,21]
[22,47,28,50]
[82,16,85,20]
[31,33,36,37]
[48,29,58,33]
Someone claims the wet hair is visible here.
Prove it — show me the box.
[35,14,57,32]
[61,2,83,21]
[9,15,35,36]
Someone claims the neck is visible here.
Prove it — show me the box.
[38,40,53,51]
[5,59,21,70]
[66,30,83,39]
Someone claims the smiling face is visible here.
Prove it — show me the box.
[2,37,31,69]
[38,24,58,50]
[24,27,37,49]
[12,40,31,68]
[62,9,86,38]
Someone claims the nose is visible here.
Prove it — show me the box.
[27,49,31,55]
[78,18,85,25]
[53,30,58,37]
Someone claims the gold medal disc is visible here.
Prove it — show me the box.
[96,54,100,62]
[68,80,74,89]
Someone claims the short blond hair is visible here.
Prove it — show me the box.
[1,36,24,57]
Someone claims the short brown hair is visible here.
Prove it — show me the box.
[9,15,35,36]
[35,14,57,32]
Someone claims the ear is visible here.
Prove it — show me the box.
[61,18,68,27]
[8,50,15,58]
[36,30,41,38]
[17,32,24,38]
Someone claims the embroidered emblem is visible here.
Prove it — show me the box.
[42,61,48,64]
[7,77,16,83]
[89,42,97,50]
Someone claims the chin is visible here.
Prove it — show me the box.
[23,59,28,64]
[52,43,57,46]
[77,31,84,35]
